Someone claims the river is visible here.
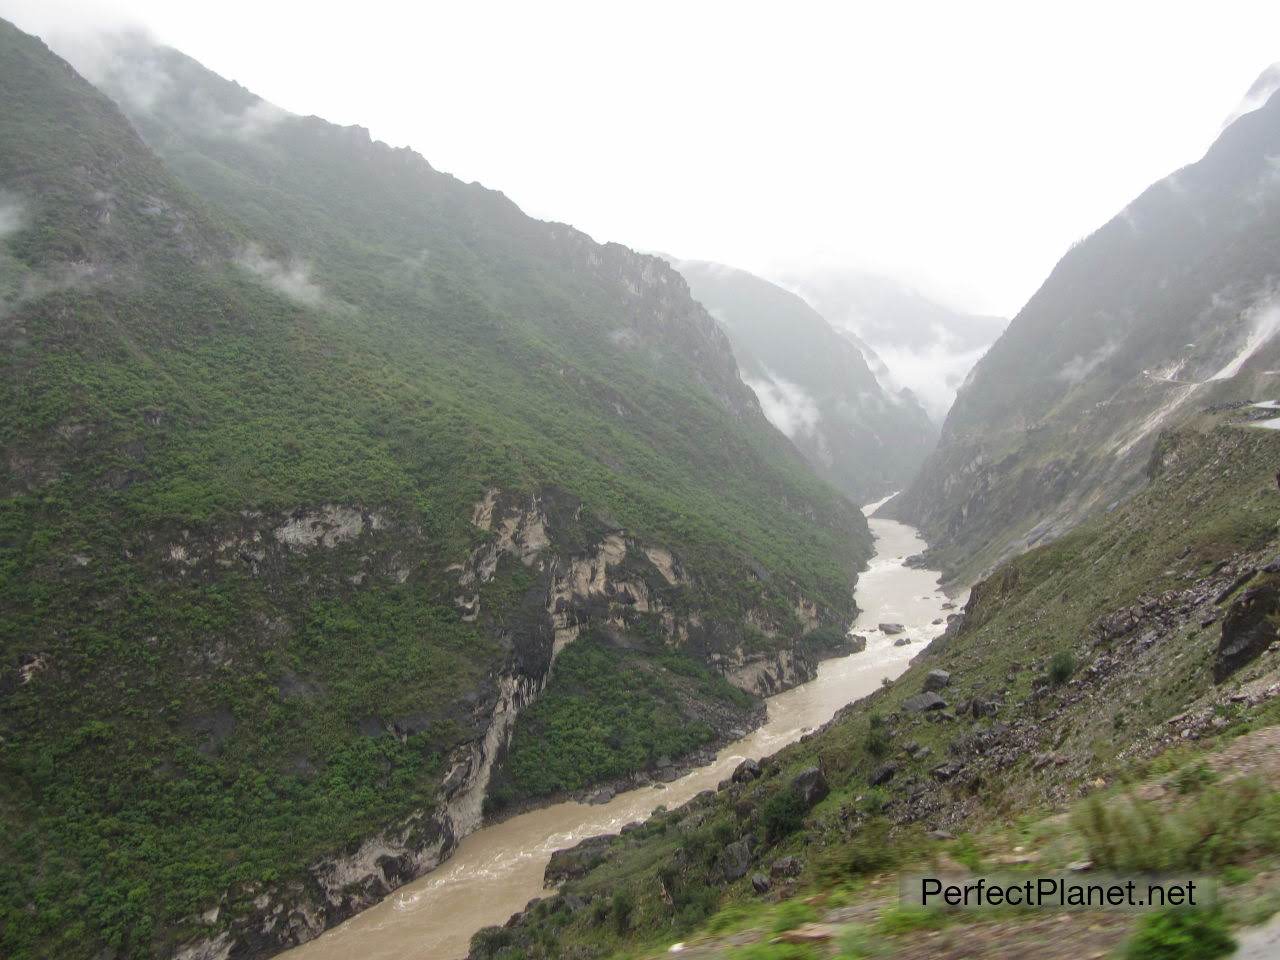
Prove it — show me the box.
[284,503,960,960]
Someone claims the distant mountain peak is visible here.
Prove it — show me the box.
[1222,62,1280,128]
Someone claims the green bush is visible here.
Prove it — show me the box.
[865,714,892,758]
[762,788,808,842]
[770,900,817,932]
[1124,908,1235,960]
[1074,778,1280,872]
[611,890,635,935]
[1049,650,1076,685]
[817,819,900,878]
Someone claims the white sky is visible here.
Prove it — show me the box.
[3,0,1279,316]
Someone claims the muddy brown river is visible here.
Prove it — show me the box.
[285,504,959,960]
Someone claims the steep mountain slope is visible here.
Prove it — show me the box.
[671,259,935,501]
[889,71,1280,581]
[0,22,872,960]
[479,414,1280,960]
[780,268,1007,420]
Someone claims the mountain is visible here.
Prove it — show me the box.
[0,22,873,960]
[479,417,1280,960]
[887,67,1280,581]
[778,269,1007,420]
[669,258,936,501]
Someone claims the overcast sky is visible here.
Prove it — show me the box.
[3,0,1279,316]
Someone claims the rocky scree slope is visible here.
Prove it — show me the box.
[0,21,870,960]
[671,259,936,501]
[888,68,1280,582]
[478,417,1280,959]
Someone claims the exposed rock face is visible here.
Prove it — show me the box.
[273,505,383,549]
[718,646,816,697]
[1215,584,1279,682]
[732,758,762,783]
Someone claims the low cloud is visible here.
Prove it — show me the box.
[1057,340,1119,385]
[236,245,328,308]
[11,13,288,142]
[866,338,989,421]
[0,192,25,237]
[743,369,821,438]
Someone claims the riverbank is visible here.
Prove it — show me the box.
[280,510,959,960]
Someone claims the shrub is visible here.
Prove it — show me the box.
[1074,778,1280,872]
[611,890,635,935]
[836,923,875,959]
[818,818,900,878]
[762,788,808,842]
[1123,908,1235,960]
[1049,650,1076,685]
[865,714,892,758]
[771,900,817,932]
[1173,761,1218,795]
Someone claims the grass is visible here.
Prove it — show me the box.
[1073,778,1280,873]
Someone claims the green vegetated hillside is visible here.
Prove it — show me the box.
[671,259,936,501]
[479,418,1280,959]
[0,21,873,960]
[888,67,1280,584]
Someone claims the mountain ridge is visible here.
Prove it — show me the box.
[0,20,875,960]
[885,74,1280,581]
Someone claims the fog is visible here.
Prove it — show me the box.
[3,0,1279,328]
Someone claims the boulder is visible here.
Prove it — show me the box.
[893,637,913,647]
[791,767,829,808]
[848,633,868,653]
[750,872,771,894]
[586,786,615,805]
[1214,584,1278,682]
[923,669,952,692]
[902,692,947,713]
[879,622,906,635]
[869,763,898,786]
[731,757,762,783]
[770,855,804,879]
[931,761,964,782]
[545,834,613,884]
[719,838,752,881]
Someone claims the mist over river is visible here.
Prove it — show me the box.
[284,504,961,960]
